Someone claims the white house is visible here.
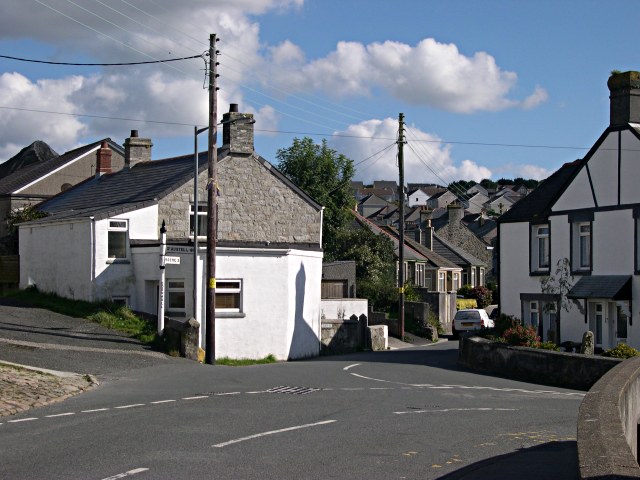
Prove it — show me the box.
[498,71,640,351]
[19,104,324,360]
[407,187,430,207]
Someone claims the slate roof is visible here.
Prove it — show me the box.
[29,149,321,225]
[567,276,632,300]
[498,161,581,223]
[431,234,486,267]
[383,225,461,269]
[0,139,123,195]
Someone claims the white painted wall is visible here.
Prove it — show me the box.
[593,209,634,274]
[320,299,368,321]
[620,130,640,205]
[19,220,92,299]
[408,190,429,207]
[553,167,595,212]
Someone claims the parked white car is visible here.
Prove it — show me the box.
[452,308,494,338]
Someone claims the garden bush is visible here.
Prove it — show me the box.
[602,343,640,359]
[502,323,540,347]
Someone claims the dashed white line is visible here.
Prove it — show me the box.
[246,391,267,394]
[45,412,75,418]
[150,400,176,404]
[182,396,208,401]
[214,392,240,396]
[115,404,145,409]
[82,408,109,413]
[101,467,149,479]
[394,407,519,415]
[8,417,38,423]
[213,420,337,448]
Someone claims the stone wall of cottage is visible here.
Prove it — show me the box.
[158,154,321,244]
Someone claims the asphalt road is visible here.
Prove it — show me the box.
[0,303,582,479]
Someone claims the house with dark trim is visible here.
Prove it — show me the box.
[498,71,640,350]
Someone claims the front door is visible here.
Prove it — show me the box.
[588,302,604,349]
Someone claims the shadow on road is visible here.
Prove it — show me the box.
[436,441,579,480]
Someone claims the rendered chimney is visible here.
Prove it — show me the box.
[96,140,112,177]
[124,129,153,168]
[222,103,254,155]
[608,71,640,127]
[447,202,464,225]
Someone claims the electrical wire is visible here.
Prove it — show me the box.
[0,53,203,66]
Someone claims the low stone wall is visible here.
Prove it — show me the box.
[458,336,622,391]
[164,317,201,361]
[578,357,640,479]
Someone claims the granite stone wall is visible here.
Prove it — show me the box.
[158,153,321,244]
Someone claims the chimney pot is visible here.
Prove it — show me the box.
[229,103,238,113]
[130,130,138,138]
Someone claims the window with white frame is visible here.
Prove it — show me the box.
[479,268,485,287]
[438,272,445,292]
[571,221,591,271]
[167,279,186,316]
[470,268,476,287]
[190,204,207,238]
[532,224,550,271]
[107,219,128,259]
[530,301,539,329]
[453,272,460,291]
[416,263,425,287]
[216,280,242,313]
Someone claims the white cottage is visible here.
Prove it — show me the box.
[498,71,640,351]
[19,104,324,360]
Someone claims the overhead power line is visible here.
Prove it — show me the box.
[0,53,204,66]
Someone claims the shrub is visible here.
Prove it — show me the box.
[470,286,493,309]
[602,343,640,359]
[537,341,560,351]
[457,284,473,297]
[502,323,540,347]
[456,298,477,310]
[493,314,520,337]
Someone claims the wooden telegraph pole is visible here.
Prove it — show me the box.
[205,34,219,365]
[398,113,406,339]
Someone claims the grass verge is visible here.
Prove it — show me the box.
[215,354,277,366]
[3,288,158,345]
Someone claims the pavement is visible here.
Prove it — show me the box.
[0,298,186,417]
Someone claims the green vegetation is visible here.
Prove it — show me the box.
[456,298,477,310]
[6,205,48,234]
[5,287,158,344]
[215,355,277,366]
[602,343,640,359]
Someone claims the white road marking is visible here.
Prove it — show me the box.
[8,417,37,423]
[150,400,176,404]
[212,420,337,448]
[182,396,208,400]
[45,412,75,418]
[101,467,149,479]
[369,387,393,390]
[115,404,145,409]
[343,363,360,371]
[214,392,240,396]
[340,388,364,391]
[82,408,109,413]
[246,391,267,394]
[394,407,519,415]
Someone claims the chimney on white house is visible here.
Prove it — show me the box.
[608,71,640,127]
[95,140,112,177]
[124,130,152,168]
[222,103,254,155]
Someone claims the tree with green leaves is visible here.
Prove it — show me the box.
[276,137,355,259]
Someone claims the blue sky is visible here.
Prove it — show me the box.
[0,0,637,185]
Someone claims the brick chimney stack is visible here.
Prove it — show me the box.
[124,130,153,168]
[222,103,254,155]
[96,140,112,177]
[608,71,640,127]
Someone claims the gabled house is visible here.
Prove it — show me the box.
[466,191,490,215]
[426,189,457,209]
[358,193,393,218]
[485,190,518,215]
[0,139,125,237]
[467,184,488,197]
[407,187,431,207]
[499,71,640,350]
[19,104,324,360]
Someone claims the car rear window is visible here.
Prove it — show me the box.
[455,311,480,320]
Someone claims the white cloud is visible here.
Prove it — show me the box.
[330,118,492,184]
[262,38,545,113]
[493,162,553,180]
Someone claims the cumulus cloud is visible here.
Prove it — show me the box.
[494,162,553,180]
[330,118,492,185]
[262,38,545,113]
